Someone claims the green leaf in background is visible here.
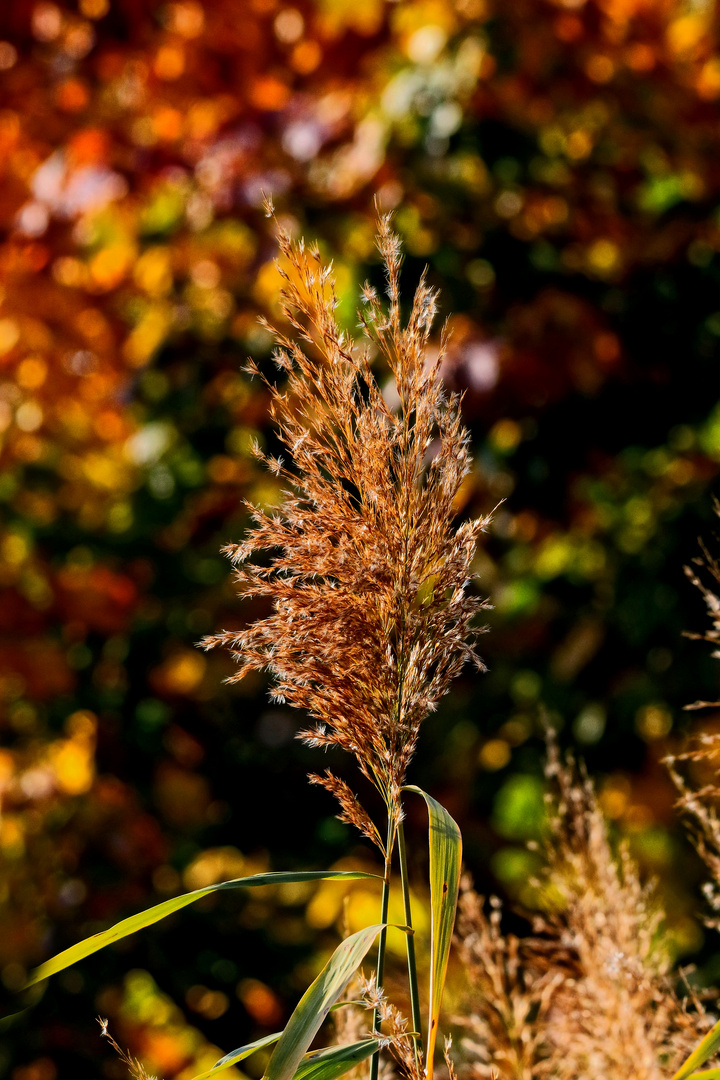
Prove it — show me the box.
[189,1030,284,1080]
[670,1018,720,1080]
[263,925,384,1080]
[403,785,461,1080]
[27,871,379,988]
[492,773,545,841]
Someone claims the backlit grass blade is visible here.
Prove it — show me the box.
[263,924,384,1080]
[670,1018,720,1080]
[404,785,461,1080]
[292,1041,378,1080]
[684,1071,720,1080]
[190,1039,378,1080]
[189,1031,284,1080]
[28,870,379,988]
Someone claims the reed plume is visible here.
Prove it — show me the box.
[668,510,720,927]
[537,743,698,1080]
[682,512,720,714]
[455,888,558,1080]
[456,742,702,1080]
[203,208,490,827]
[667,733,720,933]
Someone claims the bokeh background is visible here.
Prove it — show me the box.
[3,0,720,1076]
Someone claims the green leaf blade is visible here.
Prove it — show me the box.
[293,1041,378,1080]
[670,1018,720,1080]
[27,870,379,988]
[188,1039,378,1080]
[403,785,462,1080]
[263,925,384,1080]
[188,1031,284,1080]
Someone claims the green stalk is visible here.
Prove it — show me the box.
[397,816,422,1064]
[370,812,394,1080]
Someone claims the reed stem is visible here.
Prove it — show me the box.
[370,812,394,1080]
[397,816,422,1064]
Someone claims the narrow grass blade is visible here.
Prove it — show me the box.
[684,1071,720,1080]
[28,871,379,988]
[264,925,384,1080]
[189,1031,284,1080]
[671,1020,720,1080]
[403,785,461,1080]
[293,1041,378,1080]
[0,1005,30,1030]
[190,1039,378,1080]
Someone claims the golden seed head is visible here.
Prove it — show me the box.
[204,213,490,802]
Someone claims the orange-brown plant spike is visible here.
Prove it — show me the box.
[203,209,490,825]
[309,770,387,853]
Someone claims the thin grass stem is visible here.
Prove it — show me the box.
[370,812,395,1080]
[397,816,422,1068]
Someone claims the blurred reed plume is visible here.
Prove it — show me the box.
[455,739,706,1080]
[203,207,490,828]
[449,516,720,1080]
[669,519,720,929]
[682,516,720,714]
[668,731,720,933]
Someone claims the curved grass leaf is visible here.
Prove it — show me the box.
[0,1004,30,1031]
[293,1041,378,1080]
[28,871,379,988]
[264,925,384,1080]
[189,1030,284,1080]
[190,1039,378,1080]
[671,1018,720,1080]
[685,1072,720,1080]
[403,785,461,1080]
[0,978,45,1027]
[186,1008,372,1080]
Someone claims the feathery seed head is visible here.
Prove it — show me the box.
[204,214,490,808]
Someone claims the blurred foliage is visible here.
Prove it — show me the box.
[3,0,720,1075]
